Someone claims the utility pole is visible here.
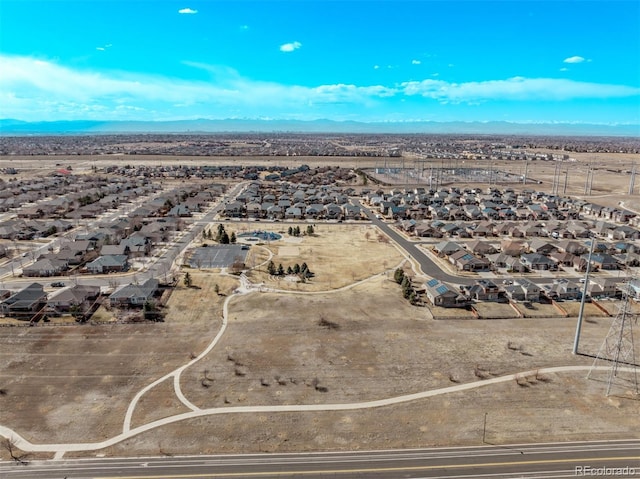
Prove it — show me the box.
[573,235,596,355]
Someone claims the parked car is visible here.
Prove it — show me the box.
[51,281,65,288]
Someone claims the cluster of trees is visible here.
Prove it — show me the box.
[288,225,314,237]
[394,268,418,305]
[203,224,236,244]
[267,260,313,279]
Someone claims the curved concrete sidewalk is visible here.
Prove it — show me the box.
[0,365,632,454]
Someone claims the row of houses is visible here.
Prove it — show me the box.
[363,186,638,226]
[423,276,622,308]
[433,238,636,274]
[0,279,160,320]
[222,181,363,220]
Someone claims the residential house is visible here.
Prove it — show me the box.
[86,255,129,274]
[587,277,620,298]
[1,283,47,319]
[520,253,557,271]
[22,258,69,277]
[590,253,620,270]
[109,278,159,308]
[449,250,491,272]
[549,251,575,268]
[424,278,467,308]
[433,241,463,256]
[503,278,540,301]
[546,279,581,300]
[466,239,497,256]
[47,285,100,314]
[461,279,502,301]
[527,238,558,255]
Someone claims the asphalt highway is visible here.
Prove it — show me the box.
[1,441,638,478]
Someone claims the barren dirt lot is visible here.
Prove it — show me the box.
[74,280,639,457]
[0,271,234,446]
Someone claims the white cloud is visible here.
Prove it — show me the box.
[0,55,392,121]
[240,25,249,30]
[178,8,198,14]
[96,47,105,51]
[373,65,380,70]
[411,59,421,65]
[280,41,302,52]
[1,55,637,122]
[563,55,585,64]
[400,77,640,102]
[559,67,569,72]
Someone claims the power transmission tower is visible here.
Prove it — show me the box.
[587,281,639,397]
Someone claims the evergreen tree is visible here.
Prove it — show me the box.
[277,263,285,276]
[184,272,192,288]
[293,263,301,274]
[220,232,230,244]
[216,224,225,241]
[287,266,293,275]
[306,225,314,235]
[267,261,276,275]
[394,268,405,284]
[230,232,236,244]
[288,226,293,235]
[401,276,412,299]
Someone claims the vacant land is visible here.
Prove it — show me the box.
[4,267,634,457]
[0,270,235,445]
[246,224,405,291]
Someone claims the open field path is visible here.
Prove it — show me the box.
[0,365,634,454]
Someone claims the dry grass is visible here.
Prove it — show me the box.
[428,306,475,320]
[511,302,560,318]
[472,302,519,319]
[129,377,191,430]
[560,301,610,318]
[245,224,404,291]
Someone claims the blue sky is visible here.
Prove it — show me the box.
[1,0,639,124]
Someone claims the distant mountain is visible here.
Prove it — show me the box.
[0,118,638,137]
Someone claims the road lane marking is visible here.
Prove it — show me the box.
[94,455,640,478]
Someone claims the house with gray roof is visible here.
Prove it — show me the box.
[109,278,159,308]
[22,258,69,277]
[86,255,129,274]
[424,278,467,308]
[47,285,100,314]
[1,283,47,319]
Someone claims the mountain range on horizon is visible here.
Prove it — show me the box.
[0,118,638,137]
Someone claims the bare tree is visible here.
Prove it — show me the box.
[2,437,28,465]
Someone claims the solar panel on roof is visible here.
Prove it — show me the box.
[436,285,449,294]
[427,278,439,286]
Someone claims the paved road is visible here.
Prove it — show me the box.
[1,441,638,478]
[356,201,478,285]
[355,201,633,287]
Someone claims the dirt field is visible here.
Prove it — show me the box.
[245,224,405,291]
[80,372,640,457]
